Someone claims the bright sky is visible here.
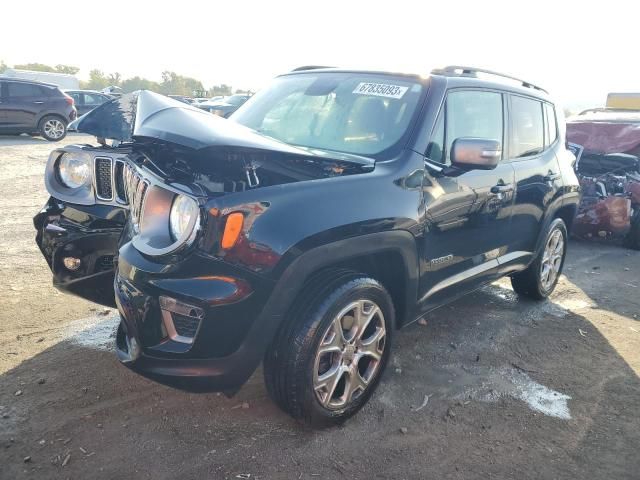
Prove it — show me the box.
[2,0,639,111]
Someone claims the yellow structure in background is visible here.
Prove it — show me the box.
[607,93,640,110]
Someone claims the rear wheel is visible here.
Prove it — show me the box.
[264,273,394,426]
[511,218,568,300]
[39,115,67,141]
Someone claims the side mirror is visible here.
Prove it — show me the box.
[450,138,502,172]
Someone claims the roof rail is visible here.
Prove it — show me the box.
[431,65,548,94]
[291,65,334,72]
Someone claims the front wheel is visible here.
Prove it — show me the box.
[39,115,67,141]
[264,273,394,426]
[511,218,568,300]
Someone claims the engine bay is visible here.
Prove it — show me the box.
[133,140,371,197]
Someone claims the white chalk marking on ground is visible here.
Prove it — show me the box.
[508,370,572,419]
[553,298,593,313]
[62,313,119,351]
[456,367,572,420]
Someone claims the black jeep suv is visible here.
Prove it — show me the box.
[0,78,77,141]
[34,66,580,425]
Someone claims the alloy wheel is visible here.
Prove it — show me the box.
[540,229,564,291]
[43,119,65,139]
[313,299,386,410]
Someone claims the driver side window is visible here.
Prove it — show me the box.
[426,90,504,165]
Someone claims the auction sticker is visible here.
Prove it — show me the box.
[353,82,408,99]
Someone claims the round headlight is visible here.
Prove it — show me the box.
[169,194,200,244]
[58,152,91,189]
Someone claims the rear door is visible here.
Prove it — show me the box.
[419,89,515,309]
[3,82,48,129]
[503,95,562,269]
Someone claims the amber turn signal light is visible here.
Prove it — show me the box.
[221,212,244,249]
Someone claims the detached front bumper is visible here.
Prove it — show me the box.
[113,242,278,392]
[34,197,126,307]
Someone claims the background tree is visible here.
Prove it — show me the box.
[210,84,233,96]
[54,64,80,74]
[160,71,204,96]
[12,63,80,74]
[13,62,56,72]
[120,76,161,93]
[0,60,7,74]
[108,72,122,85]
[81,69,111,90]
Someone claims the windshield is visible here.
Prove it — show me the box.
[231,73,424,157]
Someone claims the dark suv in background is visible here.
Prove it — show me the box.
[0,78,77,141]
[34,66,580,426]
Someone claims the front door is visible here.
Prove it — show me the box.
[419,89,515,311]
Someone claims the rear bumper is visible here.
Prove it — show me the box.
[113,242,278,392]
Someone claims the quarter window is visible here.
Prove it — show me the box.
[426,111,445,164]
[510,96,544,158]
[544,103,558,146]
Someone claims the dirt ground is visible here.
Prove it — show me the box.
[1,134,639,480]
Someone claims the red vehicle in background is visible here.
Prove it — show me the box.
[567,108,640,249]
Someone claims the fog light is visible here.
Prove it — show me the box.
[63,257,81,271]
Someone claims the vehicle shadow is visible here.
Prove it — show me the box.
[1,256,639,480]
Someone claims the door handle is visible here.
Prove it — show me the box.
[544,172,560,182]
[33,101,44,104]
[490,183,514,194]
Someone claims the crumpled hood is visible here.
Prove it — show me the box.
[69,90,374,168]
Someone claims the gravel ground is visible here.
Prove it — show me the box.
[1,134,639,479]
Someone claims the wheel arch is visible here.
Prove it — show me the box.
[532,199,577,257]
[271,230,419,331]
[37,112,68,129]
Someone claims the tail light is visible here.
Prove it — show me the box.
[63,93,74,106]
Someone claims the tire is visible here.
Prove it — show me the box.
[511,218,568,300]
[39,115,67,141]
[264,271,394,427]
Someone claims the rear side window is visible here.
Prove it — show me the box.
[84,93,106,105]
[69,92,82,104]
[7,82,45,98]
[510,96,544,158]
[544,103,558,146]
[427,90,503,165]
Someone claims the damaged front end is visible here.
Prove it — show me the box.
[567,145,640,249]
[34,90,377,388]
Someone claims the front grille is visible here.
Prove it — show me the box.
[171,314,201,338]
[123,163,149,233]
[114,160,126,203]
[95,157,113,200]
